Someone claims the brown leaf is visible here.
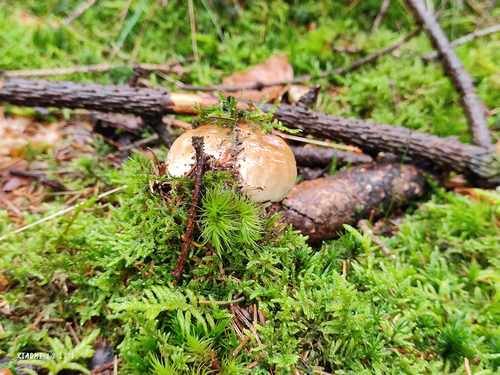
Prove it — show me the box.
[222,54,293,102]
[0,273,9,292]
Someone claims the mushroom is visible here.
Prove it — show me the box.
[166,123,297,202]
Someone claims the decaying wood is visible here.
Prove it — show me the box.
[0,78,498,184]
[171,137,206,282]
[281,163,426,242]
[291,145,372,167]
[405,0,492,148]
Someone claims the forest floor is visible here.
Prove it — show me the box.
[0,1,499,374]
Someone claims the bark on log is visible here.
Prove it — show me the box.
[274,106,499,185]
[0,78,498,184]
[281,163,426,242]
[405,0,492,148]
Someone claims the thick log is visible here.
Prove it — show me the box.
[405,0,492,148]
[0,78,498,184]
[281,163,426,242]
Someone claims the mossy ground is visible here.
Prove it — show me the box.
[0,1,499,374]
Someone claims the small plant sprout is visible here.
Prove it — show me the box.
[166,122,297,202]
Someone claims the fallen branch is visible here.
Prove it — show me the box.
[405,0,492,148]
[0,79,498,184]
[358,219,394,258]
[2,62,182,78]
[274,105,499,184]
[423,24,500,61]
[171,137,206,282]
[9,169,67,192]
[280,163,425,242]
[372,0,391,31]
[333,28,420,76]
[64,0,97,25]
[290,145,372,167]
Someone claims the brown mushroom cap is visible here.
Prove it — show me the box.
[166,123,297,202]
[165,125,232,177]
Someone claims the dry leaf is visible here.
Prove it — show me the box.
[0,273,9,292]
[222,54,293,102]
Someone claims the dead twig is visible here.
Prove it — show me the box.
[291,145,373,168]
[2,62,182,79]
[66,322,81,344]
[0,186,125,242]
[188,0,199,63]
[1,78,498,184]
[90,357,120,375]
[64,0,97,25]
[358,219,395,258]
[423,24,500,61]
[171,137,206,282]
[405,0,492,148]
[117,134,159,152]
[333,28,420,76]
[464,357,472,375]
[272,131,362,153]
[372,0,391,31]
[199,296,245,305]
[9,169,67,191]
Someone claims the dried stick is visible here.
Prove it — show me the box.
[423,23,500,61]
[9,169,67,192]
[333,28,420,76]
[199,296,245,305]
[358,219,394,257]
[188,0,199,63]
[372,0,391,31]
[2,62,181,78]
[64,0,97,25]
[0,78,498,184]
[0,186,125,242]
[171,137,206,282]
[405,0,492,148]
[290,145,373,167]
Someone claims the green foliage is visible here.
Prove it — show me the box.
[19,329,99,375]
[1,155,499,373]
[196,95,299,134]
[200,183,262,254]
[1,1,499,374]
